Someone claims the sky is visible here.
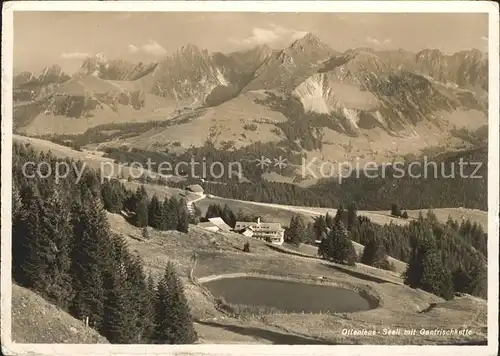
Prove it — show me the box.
[13,12,489,74]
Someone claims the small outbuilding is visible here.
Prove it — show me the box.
[208,217,232,232]
[198,221,220,233]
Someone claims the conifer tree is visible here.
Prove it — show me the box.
[190,203,202,225]
[318,220,357,266]
[101,235,136,343]
[312,215,328,241]
[154,262,197,344]
[404,227,455,299]
[148,195,163,229]
[141,274,157,343]
[134,186,149,227]
[12,183,23,222]
[12,182,30,283]
[17,188,74,308]
[205,204,223,221]
[334,204,347,225]
[221,204,236,228]
[286,214,307,245]
[361,235,387,268]
[347,202,358,231]
[161,197,180,230]
[176,199,190,233]
[101,179,125,213]
[70,192,111,329]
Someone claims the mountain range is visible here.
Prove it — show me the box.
[13,32,488,177]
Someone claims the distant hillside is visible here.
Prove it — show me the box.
[13,74,181,135]
[310,146,488,210]
[11,284,109,343]
[200,146,487,211]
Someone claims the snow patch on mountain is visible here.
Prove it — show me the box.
[293,73,379,115]
[215,68,229,86]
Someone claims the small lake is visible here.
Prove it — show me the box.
[203,276,376,313]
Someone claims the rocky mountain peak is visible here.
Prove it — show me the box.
[287,32,331,54]
[40,64,64,77]
[38,64,70,85]
[176,43,207,58]
[415,48,445,61]
[78,54,108,77]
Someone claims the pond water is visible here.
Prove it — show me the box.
[203,276,376,313]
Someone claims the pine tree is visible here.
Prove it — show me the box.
[361,235,386,268]
[101,180,125,213]
[101,235,136,343]
[286,214,307,245]
[347,202,358,231]
[134,186,149,227]
[123,252,152,343]
[148,195,163,229]
[154,262,197,344]
[205,204,223,220]
[16,188,74,308]
[221,204,236,228]
[44,190,74,307]
[176,199,190,233]
[334,204,347,225]
[162,197,180,230]
[12,182,30,283]
[69,193,111,330]
[142,274,157,343]
[12,183,23,222]
[404,227,455,299]
[189,203,201,225]
[318,220,357,266]
[312,215,328,241]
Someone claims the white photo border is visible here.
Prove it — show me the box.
[1,1,499,356]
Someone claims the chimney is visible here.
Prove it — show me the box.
[257,217,261,225]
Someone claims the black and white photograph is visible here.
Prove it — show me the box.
[1,1,498,355]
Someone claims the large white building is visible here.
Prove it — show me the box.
[234,218,285,245]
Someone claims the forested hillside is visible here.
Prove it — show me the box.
[12,143,197,344]
[202,146,487,211]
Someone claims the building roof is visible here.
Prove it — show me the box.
[186,184,204,193]
[198,221,219,230]
[208,217,232,232]
[235,221,283,230]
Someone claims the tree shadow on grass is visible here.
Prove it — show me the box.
[195,320,337,345]
[321,262,399,285]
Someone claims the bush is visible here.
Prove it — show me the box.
[375,258,396,272]
[391,203,402,217]
[141,227,150,240]
[243,123,258,131]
